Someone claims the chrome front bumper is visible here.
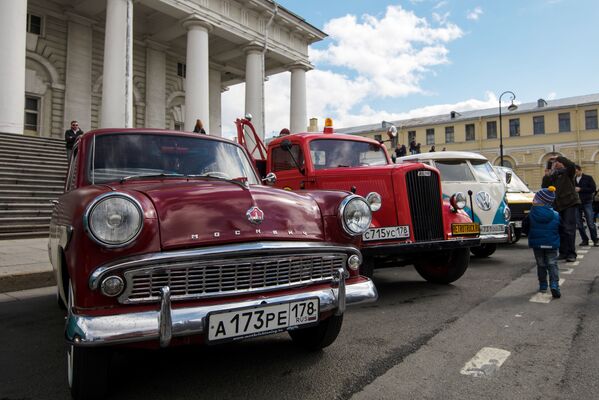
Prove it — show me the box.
[66,278,377,347]
[479,224,513,244]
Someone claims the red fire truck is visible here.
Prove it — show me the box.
[236,116,480,284]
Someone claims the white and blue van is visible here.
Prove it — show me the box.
[399,151,512,257]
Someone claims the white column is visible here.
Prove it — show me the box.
[64,14,93,131]
[209,69,222,137]
[182,18,211,133]
[0,1,26,134]
[244,44,265,139]
[145,41,167,128]
[290,64,309,133]
[100,0,133,128]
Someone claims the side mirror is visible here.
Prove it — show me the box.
[505,171,512,184]
[245,113,253,121]
[386,126,397,139]
[262,172,277,185]
[280,139,292,151]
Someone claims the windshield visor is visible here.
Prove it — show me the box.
[309,139,388,169]
[89,133,259,184]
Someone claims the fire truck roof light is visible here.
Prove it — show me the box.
[323,118,334,134]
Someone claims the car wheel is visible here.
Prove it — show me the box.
[288,314,343,351]
[414,248,470,284]
[512,228,522,243]
[470,244,497,258]
[66,281,110,400]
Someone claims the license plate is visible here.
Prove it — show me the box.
[480,224,506,234]
[451,223,480,235]
[207,298,319,343]
[362,225,410,241]
[513,221,522,228]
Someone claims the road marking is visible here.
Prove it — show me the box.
[570,261,580,266]
[577,254,584,259]
[578,250,589,254]
[530,279,565,303]
[560,268,574,275]
[460,347,511,377]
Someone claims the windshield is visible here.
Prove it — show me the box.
[309,139,388,169]
[89,133,259,184]
[471,160,500,182]
[496,167,530,192]
[434,160,476,181]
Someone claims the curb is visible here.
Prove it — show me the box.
[0,271,55,293]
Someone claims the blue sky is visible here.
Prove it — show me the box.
[222,0,599,137]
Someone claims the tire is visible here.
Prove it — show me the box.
[512,228,522,243]
[470,244,497,258]
[66,281,110,400]
[289,315,343,351]
[360,258,375,279]
[414,248,470,284]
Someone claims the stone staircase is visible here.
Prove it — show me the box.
[0,132,67,240]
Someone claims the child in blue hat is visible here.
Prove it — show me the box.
[522,186,561,298]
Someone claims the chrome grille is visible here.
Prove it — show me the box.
[406,169,445,241]
[120,253,346,304]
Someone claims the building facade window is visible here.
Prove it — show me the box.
[558,112,571,132]
[585,109,598,130]
[465,124,475,141]
[177,62,186,78]
[533,116,545,134]
[509,118,520,137]
[24,96,40,132]
[486,121,497,139]
[408,130,416,144]
[445,126,454,143]
[426,128,435,145]
[27,14,42,35]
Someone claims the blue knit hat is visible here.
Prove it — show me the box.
[533,186,556,205]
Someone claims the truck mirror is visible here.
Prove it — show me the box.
[386,126,397,139]
[505,171,512,184]
[262,172,277,185]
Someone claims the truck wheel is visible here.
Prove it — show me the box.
[470,244,497,258]
[66,281,110,400]
[414,248,470,284]
[289,315,343,351]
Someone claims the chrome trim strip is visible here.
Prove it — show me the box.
[82,192,144,249]
[89,241,361,290]
[66,279,377,347]
[159,287,172,348]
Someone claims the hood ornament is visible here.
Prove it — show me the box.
[246,206,264,225]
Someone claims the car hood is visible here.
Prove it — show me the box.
[127,180,325,249]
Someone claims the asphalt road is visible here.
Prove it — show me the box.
[1,239,598,400]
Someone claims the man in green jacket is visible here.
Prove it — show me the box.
[545,156,581,262]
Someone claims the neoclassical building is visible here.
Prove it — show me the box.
[0,0,325,139]
[337,93,599,190]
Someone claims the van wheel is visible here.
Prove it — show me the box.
[414,248,470,284]
[512,228,522,243]
[470,244,497,258]
[289,315,343,351]
[66,281,110,400]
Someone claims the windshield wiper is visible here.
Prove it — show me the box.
[337,164,351,168]
[120,173,184,183]
[185,174,249,189]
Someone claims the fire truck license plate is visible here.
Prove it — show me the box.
[207,298,319,343]
[451,223,480,235]
[362,226,410,241]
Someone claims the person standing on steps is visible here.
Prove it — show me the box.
[64,120,83,161]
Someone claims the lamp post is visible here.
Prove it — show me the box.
[498,91,518,166]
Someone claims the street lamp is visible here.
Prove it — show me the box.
[498,91,518,166]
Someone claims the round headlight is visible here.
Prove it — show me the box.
[86,194,143,247]
[504,206,511,222]
[450,192,467,210]
[365,192,382,212]
[340,195,372,236]
[101,276,124,297]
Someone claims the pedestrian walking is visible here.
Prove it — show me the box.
[409,140,417,155]
[574,165,598,246]
[544,156,580,262]
[64,120,83,161]
[522,186,561,298]
[193,119,206,134]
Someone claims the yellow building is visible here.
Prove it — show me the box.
[337,93,599,190]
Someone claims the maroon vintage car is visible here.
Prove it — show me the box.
[49,128,377,399]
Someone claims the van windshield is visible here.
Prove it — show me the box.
[471,160,500,182]
[309,139,388,169]
[434,160,475,181]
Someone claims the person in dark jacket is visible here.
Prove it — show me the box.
[541,160,553,188]
[574,165,598,246]
[395,144,407,158]
[64,120,83,161]
[522,186,561,298]
[544,156,580,262]
[193,119,206,134]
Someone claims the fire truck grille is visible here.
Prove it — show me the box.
[406,169,445,242]
[119,253,346,304]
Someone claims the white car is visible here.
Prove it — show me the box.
[398,151,513,257]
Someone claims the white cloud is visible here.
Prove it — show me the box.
[432,11,451,25]
[547,92,557,100]
[467,7,483,21]
[433,1,449,10]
